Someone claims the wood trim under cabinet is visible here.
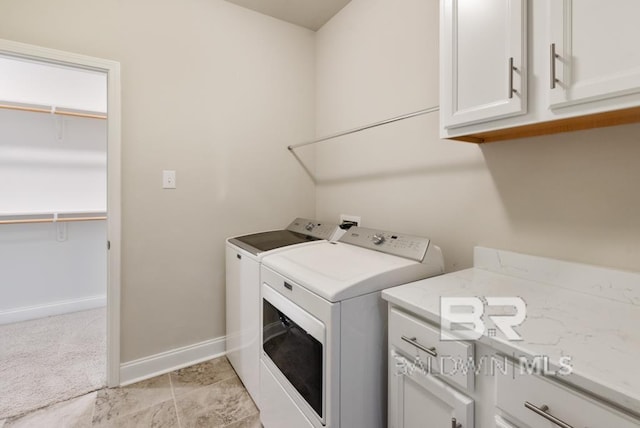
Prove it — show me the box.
[449,105,640,144]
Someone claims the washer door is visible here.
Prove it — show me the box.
[262,284,325,421]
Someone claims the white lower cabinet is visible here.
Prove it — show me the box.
[389,307,474,428]
[389,353,474,428]
[389,307,474,392]
[386,305,640,428]
[496,361,640,428]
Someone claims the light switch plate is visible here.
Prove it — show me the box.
[162,170,176,189]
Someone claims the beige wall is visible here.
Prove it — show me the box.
[315,0,640,272]
[3,0,640,366]
[0,0,316,361]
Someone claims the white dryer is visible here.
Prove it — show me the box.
[225,218,343,407]
[259,226,444,428]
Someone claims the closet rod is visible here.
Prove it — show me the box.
[287,105,440,150]
[0,216,107,225]
[0,103,107,120]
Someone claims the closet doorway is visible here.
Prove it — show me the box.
[0,40,121,419]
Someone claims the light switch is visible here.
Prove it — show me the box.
[162,170,176,189]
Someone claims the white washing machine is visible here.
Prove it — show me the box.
[259,226,445,428]
[226,218,344,407]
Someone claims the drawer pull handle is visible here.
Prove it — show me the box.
[401,335,437,357]
[451,417,461,428]
[524,401,574,428]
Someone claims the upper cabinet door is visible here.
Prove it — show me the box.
[549,0,640,109]
[441,0,527,129]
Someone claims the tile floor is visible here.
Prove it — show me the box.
[0,357,260,428]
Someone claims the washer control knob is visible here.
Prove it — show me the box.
[372,234,385,245]
[305,222,315,231]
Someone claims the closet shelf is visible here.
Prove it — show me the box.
[0,211,107,225]
[0,101,107,120]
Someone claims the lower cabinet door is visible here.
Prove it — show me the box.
[389,349,474,428]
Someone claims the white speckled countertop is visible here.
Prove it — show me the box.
[382,247,640,415]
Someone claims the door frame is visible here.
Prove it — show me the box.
[0,38,122,387]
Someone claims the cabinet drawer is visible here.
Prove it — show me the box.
[389,307,474,391]
[497,361,640,428]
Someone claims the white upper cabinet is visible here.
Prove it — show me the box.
[441,0,640,143]
[440,0,527,129]
[549,0,640,109]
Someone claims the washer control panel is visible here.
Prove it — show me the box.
[338,226,430,262]
[287,218,339,240]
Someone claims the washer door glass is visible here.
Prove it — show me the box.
[263,298,323,418]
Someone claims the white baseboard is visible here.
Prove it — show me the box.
[0,294,106,325]
[119,336,227,386]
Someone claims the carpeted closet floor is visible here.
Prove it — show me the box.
[0,308,106,419]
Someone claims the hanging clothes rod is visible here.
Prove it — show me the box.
[0,214,107,225]
[288,105,439,150]
[0,103,107,120]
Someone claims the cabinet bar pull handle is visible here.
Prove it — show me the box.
[508,57,517,99]
[524,401,574,428]
[451,417,461,428]
[550,43,559,89]
[401,335,437,357]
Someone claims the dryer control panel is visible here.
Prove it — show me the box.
[287,218,340,240]
[338,226,430,262]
